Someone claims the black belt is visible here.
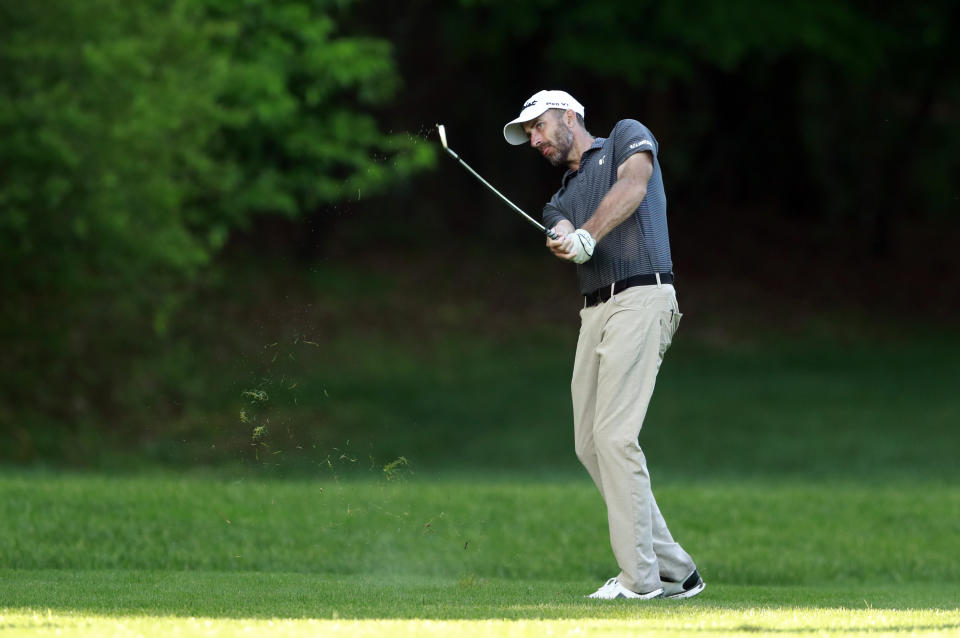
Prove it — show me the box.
[584,273,674,307]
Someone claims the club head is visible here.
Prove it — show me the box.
[436,124,448,150]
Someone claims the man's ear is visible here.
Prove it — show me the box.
[565,109,577,128]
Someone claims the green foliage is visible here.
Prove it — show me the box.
[0,0,225,427]
[201,0,435,221]
[0,0,430,285]
[0,0,221,289]
[2,0,955,457]
[0,0,434,429]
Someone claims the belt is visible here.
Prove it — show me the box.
[584,273,674,307]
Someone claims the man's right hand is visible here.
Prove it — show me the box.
[547,220,576,259]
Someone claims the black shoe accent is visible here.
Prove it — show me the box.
[681,569,702,590]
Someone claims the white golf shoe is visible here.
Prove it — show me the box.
[586,577,663,600]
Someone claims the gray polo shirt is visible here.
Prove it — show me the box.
[542,119,673,295]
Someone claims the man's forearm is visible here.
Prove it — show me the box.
[581,177,647,242]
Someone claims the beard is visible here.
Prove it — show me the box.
[545,126,574,168]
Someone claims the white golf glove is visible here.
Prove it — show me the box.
[566,229,596,264]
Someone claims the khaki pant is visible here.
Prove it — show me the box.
[572,283,695,594]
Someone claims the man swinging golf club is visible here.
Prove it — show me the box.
[503,90,705,600]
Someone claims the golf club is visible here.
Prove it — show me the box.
[437,124,559,240]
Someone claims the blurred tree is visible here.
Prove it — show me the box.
[0,0,224,439]
[0,0,433,452]
[200,0,435,234]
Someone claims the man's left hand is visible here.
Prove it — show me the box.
[564,229,596,264]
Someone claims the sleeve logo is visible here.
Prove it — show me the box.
[629,139,653,150]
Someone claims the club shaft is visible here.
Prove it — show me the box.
[443,147,559,240]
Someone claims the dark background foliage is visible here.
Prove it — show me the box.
[1,0,957,468]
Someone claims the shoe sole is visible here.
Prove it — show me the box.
[663,581,705,600]
[586,587,665,600]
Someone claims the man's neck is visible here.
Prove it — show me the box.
[566,130,596,171]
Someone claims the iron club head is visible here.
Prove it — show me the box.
[436,124,448,150]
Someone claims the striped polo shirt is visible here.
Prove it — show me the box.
[542,119,673,295]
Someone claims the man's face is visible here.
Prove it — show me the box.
[523,110,573,168]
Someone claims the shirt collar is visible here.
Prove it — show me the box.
[561,136,606,186]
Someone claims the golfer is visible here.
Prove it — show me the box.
[503,90,705,600]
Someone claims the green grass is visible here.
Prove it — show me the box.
[4,254,960,635]
[2,474,959,635]
[4,475,960,583]
[97,326,960,485]
[3,579,959,636]
[3,603,957,637]
[10,252,959,485]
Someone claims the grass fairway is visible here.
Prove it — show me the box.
[3,328,959,635]
[2,474,959,636]
[2,585,958,636]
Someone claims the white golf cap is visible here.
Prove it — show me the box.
[503,89,585,145]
